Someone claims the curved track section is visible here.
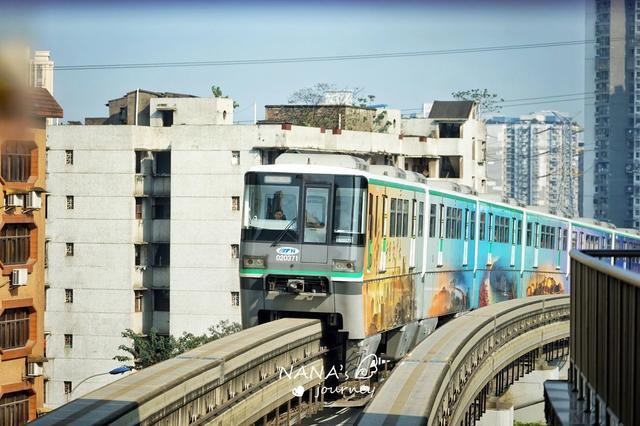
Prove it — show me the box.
[33,318,324,425]
[361,295,570,426]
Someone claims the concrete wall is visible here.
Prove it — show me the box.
[265,105,401,135]
[150,97,234,127]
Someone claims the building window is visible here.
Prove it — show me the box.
[66,243,74,256]
[0,391,29,425]
[64,334,73,348]
[154,289,170,312]
[0,225,30,265]
[161,111,174,127]
[231,196,240,211]
[134,244,146,267]
[155,151,171,175]
[66,196,74,210]
[64,381,72,395]
[134,290,144,312]
[153,244,170,266]
[231,244,239,259]
[231,291,240,307]
[438,122,461,138]
[152,197,170,219]
[2,141,32,182]
[65,150,73,165]
[0,308,29,349]
[231,151,240,165]
[65,289,73,303]
[135,197,143,219]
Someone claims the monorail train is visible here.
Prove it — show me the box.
[239,153,640,374]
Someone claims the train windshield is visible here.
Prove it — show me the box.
[243,173,301,242]
[242,172,367,245]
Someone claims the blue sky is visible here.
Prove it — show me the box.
[13,1,586,123]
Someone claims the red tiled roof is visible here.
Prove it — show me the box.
[27,88,63,118]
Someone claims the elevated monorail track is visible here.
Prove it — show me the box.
[360,294,570,425]
[33,318,327,425]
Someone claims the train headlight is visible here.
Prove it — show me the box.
[332,259,356,272]
[243,255,267,269]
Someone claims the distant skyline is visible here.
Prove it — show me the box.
[9,1,586,123]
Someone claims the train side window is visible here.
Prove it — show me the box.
[411,200,417,238]
[469,210,475,240]
[464,209,470,240]
[390,198,397,238]
[382,196,388,237]
[418,201,424,237]
[439,204,445,239]
[571,231,577,248]
[402,200,409,237]
[517,219,522,244]
[488,213,494,241]
[445,207,452,238]
[368,193,373,238]
[534,223,540,248]
[479,212,486,240]
[562,229,568,251]
[374,196,379,237]
[526,223,532,246]
[429,204,437,237]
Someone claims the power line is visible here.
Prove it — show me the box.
[500,97,594,109]
[400,93,595,112]
[52,39,599,71]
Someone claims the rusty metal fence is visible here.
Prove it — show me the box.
[569,249,640,425]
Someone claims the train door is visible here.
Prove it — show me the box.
[555,226,562,270]
[410,199,417,269]
[487,212,494,265]
[533,222,540,268]
[437,203,445,266]
[510,217,517,266]
[301,185,330,263]
[463,208,470,266]
[379,195,388,272]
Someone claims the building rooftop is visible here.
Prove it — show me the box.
[106,89,196,103]
[428,101,474,120]
[27,87,63,118]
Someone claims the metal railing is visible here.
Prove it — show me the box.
[569,249,640,425]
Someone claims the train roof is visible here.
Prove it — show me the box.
[247,163,640,242]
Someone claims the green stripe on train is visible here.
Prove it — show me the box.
[240,268,363,278]
[369,178,426,193]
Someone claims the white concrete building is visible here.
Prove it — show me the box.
[44,95,488,407]
[30,50,54,95]
[486,112,581,217]
[401,100,488,193]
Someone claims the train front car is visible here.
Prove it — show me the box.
[239,165,369,371]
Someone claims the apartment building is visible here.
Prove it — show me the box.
[0,87,62,423]
[486,112,581,217]
[43,92,487,407]
[585,0,640,227]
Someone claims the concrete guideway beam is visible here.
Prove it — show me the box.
[360,295,570,426]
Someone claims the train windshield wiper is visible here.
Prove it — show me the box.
[271,217,297,247]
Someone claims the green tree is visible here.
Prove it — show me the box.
[451,88,503,118]
[114,328,176,369]
[211,85,239,109]
[114,320,241,369]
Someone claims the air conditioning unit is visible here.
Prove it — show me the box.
[5,194,23,208]
[11,268,28,286]
[27,362,43,377]
[26,192,42,209]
